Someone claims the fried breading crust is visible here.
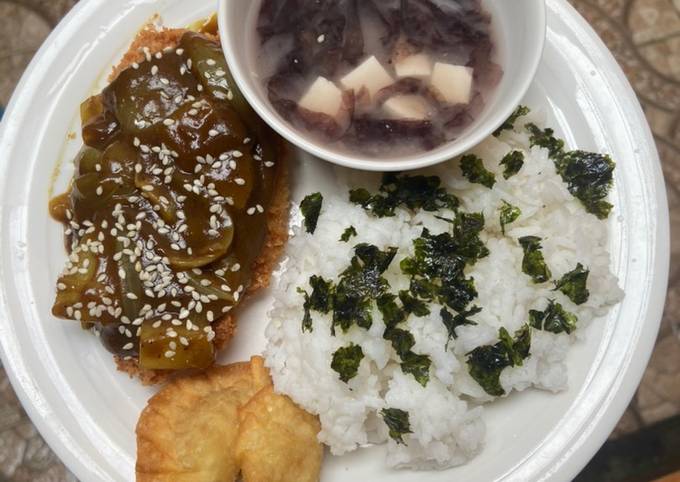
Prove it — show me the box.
[110,26,290,384]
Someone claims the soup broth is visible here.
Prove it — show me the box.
[256,0,502,157]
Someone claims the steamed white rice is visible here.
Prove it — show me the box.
[264,111,624,469]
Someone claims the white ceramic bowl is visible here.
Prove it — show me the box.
[219,0,546,171]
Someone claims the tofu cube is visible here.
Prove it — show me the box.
[383,95,430,120]
[298,77,344,118]
[340,56,394,100]
[430,63,474,104]
[395,53,432,78]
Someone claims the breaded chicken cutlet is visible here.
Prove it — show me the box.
[49,25,290,385]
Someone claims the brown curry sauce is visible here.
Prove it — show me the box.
[49,31,283,371]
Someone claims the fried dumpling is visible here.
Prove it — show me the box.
[235,386,323,482]
[136,357,271,482]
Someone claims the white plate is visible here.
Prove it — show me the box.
[0,0,669,481]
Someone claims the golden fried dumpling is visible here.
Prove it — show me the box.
[235,386,323,482]
[136,357,271,482]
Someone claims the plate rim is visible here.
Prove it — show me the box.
[0,0,669,481]
[524,2,669,480]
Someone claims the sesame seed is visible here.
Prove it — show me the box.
[132,62,140,69]
[209,129,219,137]
[246,207,256,215]
[234,178,246,186]
[123,343,134,350]
[126,293,138,300]
[206,59,216,66]
[151,65,159,75]
[232,150,243,158]
[317,34,326,43]
[265,161,275,167]
[176,48,184,55]
[164,351,175,358]
[163,118,174,126]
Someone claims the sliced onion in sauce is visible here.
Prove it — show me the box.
[139,321,214,370]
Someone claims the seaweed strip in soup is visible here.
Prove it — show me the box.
[257,0,502,157]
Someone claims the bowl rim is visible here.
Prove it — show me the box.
[219,0,547,172]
